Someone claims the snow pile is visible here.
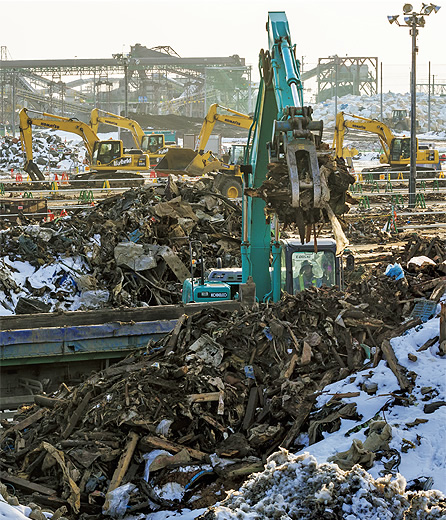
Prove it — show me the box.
[312,91,446,136]
[203,450,445,520]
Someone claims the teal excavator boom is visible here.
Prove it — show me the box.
[242,11,326,301]
[183,11,354,305]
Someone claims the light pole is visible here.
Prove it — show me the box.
[387,3,441,208]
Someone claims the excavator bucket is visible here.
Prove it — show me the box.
[25,160,46,182]
[155,148,221,177]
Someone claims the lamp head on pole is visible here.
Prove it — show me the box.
[403,3,414,13]
[388,14,400,24]
[422,2,441,13]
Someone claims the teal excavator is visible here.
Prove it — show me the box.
[183,11,354,304]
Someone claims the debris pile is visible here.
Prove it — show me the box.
[1,279,437,518]
[0,179,242,313]
[345,218,400,244]
[348,234,446,306]
[0,132,82,174]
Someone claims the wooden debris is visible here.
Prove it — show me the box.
[188,392,222,403]
[0,408,46,443]
[103,431,139,513]
[0,471,56,496]
[61,390,93,439]
[380,340,412,391]
[139,435,208,461]
[2,265,445,516]
[417,336,439,352]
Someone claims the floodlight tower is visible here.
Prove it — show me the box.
[387,3,441,208]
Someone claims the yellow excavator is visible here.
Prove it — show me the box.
[155,103,255,198]
[19,108,150,184]
[90,108,167,167]
[333,111,440,173]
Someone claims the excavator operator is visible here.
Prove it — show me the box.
[296,261,321,292]
[148,136,162,153]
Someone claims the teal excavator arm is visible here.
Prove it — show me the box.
[242,11,325,302]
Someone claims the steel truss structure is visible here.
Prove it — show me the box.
[0,45,253,131]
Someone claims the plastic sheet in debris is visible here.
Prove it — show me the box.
[385,263,405,281]
[103,482,137,518]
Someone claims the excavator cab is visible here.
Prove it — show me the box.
[182,239,343,304]
[388,137,411,162]
[280,239,341,294]
[92,141,122,166]
[141,134,165,154]
[228,144,247,165]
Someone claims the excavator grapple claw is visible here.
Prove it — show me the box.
[284,136,321,209]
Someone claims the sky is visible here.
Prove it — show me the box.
[1,0,445,95]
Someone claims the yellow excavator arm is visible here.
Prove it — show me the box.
[19,108,100,181]
[153,103,254,198]
[19,108,154,182]
[195,103,254,153]
[20,108,99,158]
[89,108,168,165]
[156,104,253,176]
[333,112,393,163]
[90,108,146,149]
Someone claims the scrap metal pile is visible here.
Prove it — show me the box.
[1,258,445,517]
[0,179,242,313]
